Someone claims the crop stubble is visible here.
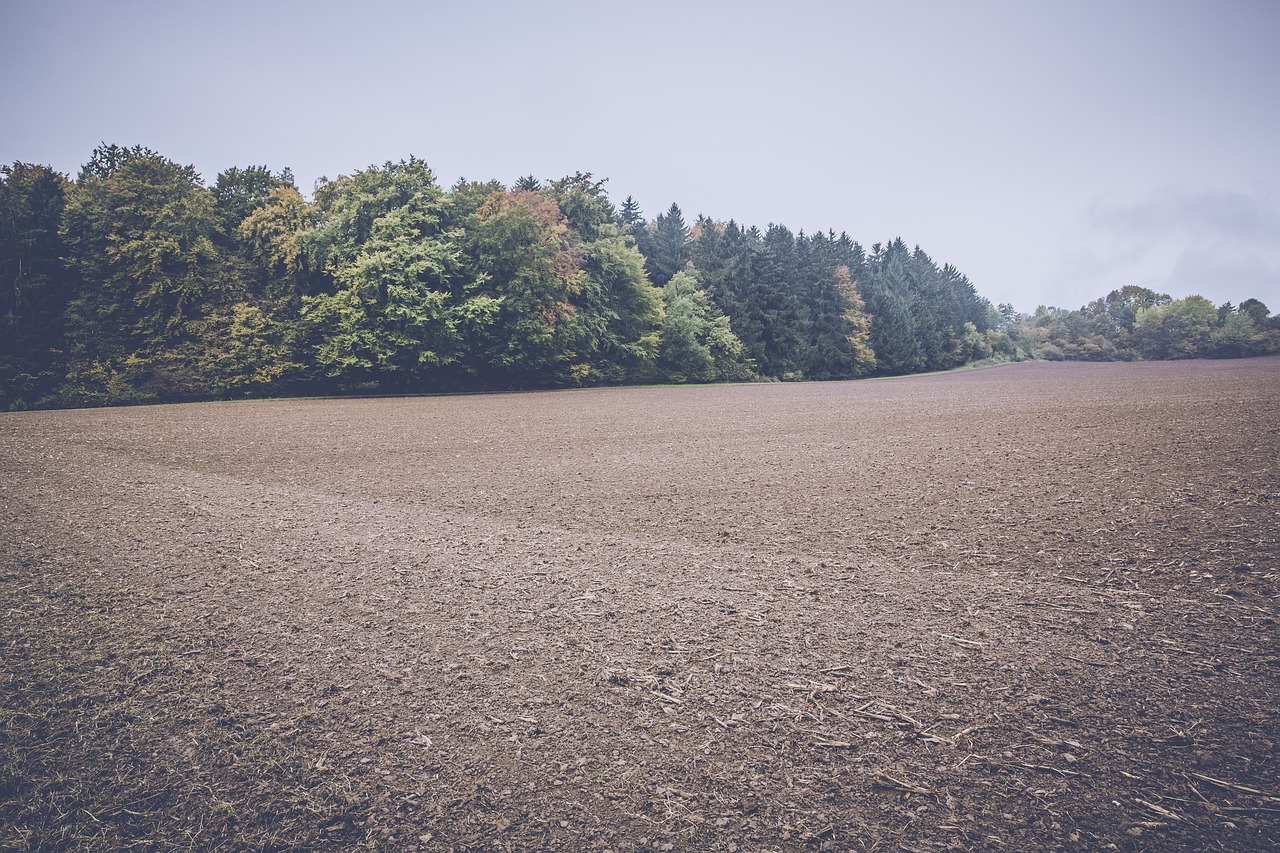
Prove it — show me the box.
[1,358,1278,850]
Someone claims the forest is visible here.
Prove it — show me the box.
[2,146,1276,410]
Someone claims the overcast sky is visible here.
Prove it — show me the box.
[4,0,1277,313]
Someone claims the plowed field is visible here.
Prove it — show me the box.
[3,358,1278,851]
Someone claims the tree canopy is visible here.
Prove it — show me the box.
[1,144,1274,410]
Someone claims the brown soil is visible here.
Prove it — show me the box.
[2,358,1278,851]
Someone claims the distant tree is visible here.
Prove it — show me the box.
[445,178,508,225]
[59,146,221,403]
[544,173,616,241]
[1208,310,1269,358]
[297,159,490,390]
[863,242,923,374]
[644,203,689,286]
[831,263,877,376]
[213,165,294,239]
[687,217,755,353]
[0,163,73,408]
[797,231,876,379]
[572,224,663,384]
[301,192,468,386]
[619,196,644,229]
[745,224,805,378]
[462,189,586,385]
[1238,298,1272,328]
[76,143,158,182]
[237,185,318,299]
[1133,295,1217,359]
[658,266,751,383]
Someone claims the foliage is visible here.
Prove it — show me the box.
[1018,289,1277,363]
[3,143,1274,410]
[58,147,222,403]
[0,163,72,408]
[658,266,752,383]
[298,161,470,389]
[213,166,295,240]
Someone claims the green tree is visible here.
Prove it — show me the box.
[1238,298,1272,328]
[1133,295,1217,359]
[237,185,318,299]
[864,242,923,374]
[0,163,73,408]
[687,218,757,356]
[658,266,751,383]
[1208,308,1270,358]
[644,203,689,286]
[463,189,587,385]
[574,224,663,383]
[298,159,486,390]
[213,165,294,240]
[59,146,221,403]
[796,231,877,380]
[545,173,616,241]
[619,196,644,230]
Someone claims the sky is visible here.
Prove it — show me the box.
[3,0,1277,313]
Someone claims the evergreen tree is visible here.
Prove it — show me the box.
[0,163,73,408]
[687,218,757,358]
[644,203,689,286]
[863,241,923,375]
[619,196,644,229]
[213,165,295,240]
[747,224,806,378]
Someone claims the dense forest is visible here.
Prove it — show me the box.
[2,147,1276,410]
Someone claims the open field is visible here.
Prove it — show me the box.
[2,358,1278,851]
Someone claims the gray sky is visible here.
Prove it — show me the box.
[4,0,1277,313]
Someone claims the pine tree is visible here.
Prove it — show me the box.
[644,203,689,286]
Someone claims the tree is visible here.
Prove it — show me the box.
[237,185,318,299]
[462,189,587,385]
[573,224,663,383]
[644,203,689,286]
[213,165,294,239]
[76,143,157,182]
[59,146,221,403]
[544,173,615,241]
[1208,310,1268,358]
[297,159,483,390]
[1133,295,1217,359]
[619,196,644,229]
[0,163,73,408]
[863,242,923,374]
[658,266,751,383]
[1238,298,1272,328]
[831,263,877,376]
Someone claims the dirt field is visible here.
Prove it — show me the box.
[2,358,1278,851]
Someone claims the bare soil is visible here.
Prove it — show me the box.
[2,358,1278,852]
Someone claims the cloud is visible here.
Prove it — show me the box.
[1087,187,1280,243]
[1046,186,1280,308]
[1165,248,1280,306]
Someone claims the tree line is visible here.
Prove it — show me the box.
[1,147,1274,410]
[1004,286,1279,363]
